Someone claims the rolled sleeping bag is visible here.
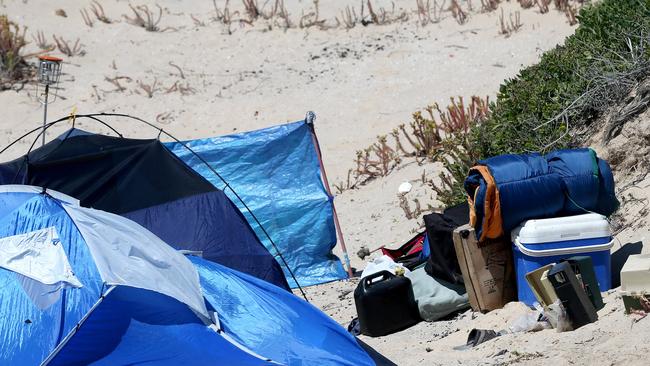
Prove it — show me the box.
[595,157,619,216]
[465,149,619,242]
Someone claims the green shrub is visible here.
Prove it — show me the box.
[437,0,650,206]
[479,0,650,157]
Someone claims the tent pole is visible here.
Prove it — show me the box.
[305,112,354,278]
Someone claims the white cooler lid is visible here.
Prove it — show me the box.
[511,213,611,244]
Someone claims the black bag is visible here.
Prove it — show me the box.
[423,202,469,284]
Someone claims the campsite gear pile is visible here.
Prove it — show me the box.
[353,147,625,338]
[458,148,619,331]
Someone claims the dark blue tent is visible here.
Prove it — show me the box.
[0,130,289,290]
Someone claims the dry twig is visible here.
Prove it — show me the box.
[31,30,54,51]
[53,35,85,56]
[416,0,445,26]
[104,75,132,92]
[449,0,467,25]
[480,0,500,12]
[336,5,359,29]
[136,78,159,97]
[299,0,328,29]
[124,4,174,32]
[498,9,522,37]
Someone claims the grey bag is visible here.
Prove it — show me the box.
[405,268,470,321]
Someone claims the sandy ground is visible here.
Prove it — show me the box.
[1,0,571,182]
[5,1,646,365]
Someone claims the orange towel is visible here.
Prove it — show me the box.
[467,165,504,242]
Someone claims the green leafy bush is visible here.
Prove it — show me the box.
[480,0,650,156]
[437,0,650,206]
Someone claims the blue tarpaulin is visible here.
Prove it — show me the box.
[166,120,347,288]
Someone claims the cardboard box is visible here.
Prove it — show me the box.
[453,224,516,312]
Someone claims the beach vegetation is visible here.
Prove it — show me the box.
[0,15,29,89]
[433,0,650,205]
[338,0,650,208]
[53,35,85,57]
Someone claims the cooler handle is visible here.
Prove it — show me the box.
[513,238,614,257]
[362,270,394,289]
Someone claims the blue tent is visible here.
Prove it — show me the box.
[0,186,377,365]
[0,131,289,290]
[167,119,347,288]
[0,185,277,365]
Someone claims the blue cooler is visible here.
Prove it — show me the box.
[511,213,613,306]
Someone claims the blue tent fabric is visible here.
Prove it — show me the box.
[166,120,347,288]
[123,191,289,288]
[189,256,375,366]
[465,148,619,239]
[51,287,272,366]
[0,188,278,365]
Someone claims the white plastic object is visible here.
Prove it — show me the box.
[398,181,412,194]
[620,254,650,294]
[511,213,611,245]
[360,255,410,280]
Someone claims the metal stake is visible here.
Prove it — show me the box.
[42,84,49,146]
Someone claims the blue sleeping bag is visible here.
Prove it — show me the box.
[465,148,619,240]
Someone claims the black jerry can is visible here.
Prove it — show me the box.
[354,270,421,337]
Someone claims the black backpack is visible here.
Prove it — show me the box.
[423,202,469,284]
